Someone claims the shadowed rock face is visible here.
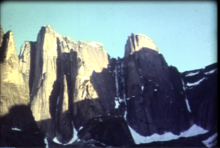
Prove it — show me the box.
[78,115,135,147]
[181,63,217,131]
[124,47,193,136]
[0,24,217,147]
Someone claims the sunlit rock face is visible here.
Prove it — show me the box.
[0,24,4,52]
[20,25,116,143]
[124,33,158,57]
[0,26,29,117]
[0,25,44,147]
[19,41,36,93]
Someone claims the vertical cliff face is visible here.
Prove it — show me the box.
[0,24,4,56]
[20,25,116,143]
[16,26,217,147]
[71,40,116,129]
[19,41,36,94]
[0,27,29,117]
[0,25,44,147]
[0,25,5,63]
[181,63,217,131]
[122,34,193,137]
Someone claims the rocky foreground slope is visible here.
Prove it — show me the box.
[0,24,217,147]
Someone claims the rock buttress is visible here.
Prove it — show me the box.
[22,25,116,143]
[124,33,193,136]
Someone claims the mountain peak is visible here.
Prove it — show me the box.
[125,33,158,57]
[43,24,52,28]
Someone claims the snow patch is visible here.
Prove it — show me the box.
[64,122,78,145]
[186,77,205,87]
[185,99,191,112]
[11,127,22,131]
[202,133,217,148]
[154,89,157,91]
[53,121,79,145]
[204,69,217,75]
[181,79,186,91]
[79,126,83,131]
[124,111,127,120]
[185,71,200,77]
[115,100,120,109]
[128,124,208,145]
[53,137,62,145]
[119,98,124,103]
[44,137,49,148]
[141,86,144,91]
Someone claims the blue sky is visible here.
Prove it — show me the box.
[1,1,217,72]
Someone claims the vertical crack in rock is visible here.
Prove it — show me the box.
[19,41,36,99]
[113,58,127,115]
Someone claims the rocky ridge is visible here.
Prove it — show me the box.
[0,24,217,147]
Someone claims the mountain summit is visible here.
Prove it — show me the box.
[125,33,158,57]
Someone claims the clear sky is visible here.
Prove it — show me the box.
[1,1,217,72]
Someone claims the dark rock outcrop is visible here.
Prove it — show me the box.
[122,34,193,137]
[181,63,217,131]
[78,116,135,147]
